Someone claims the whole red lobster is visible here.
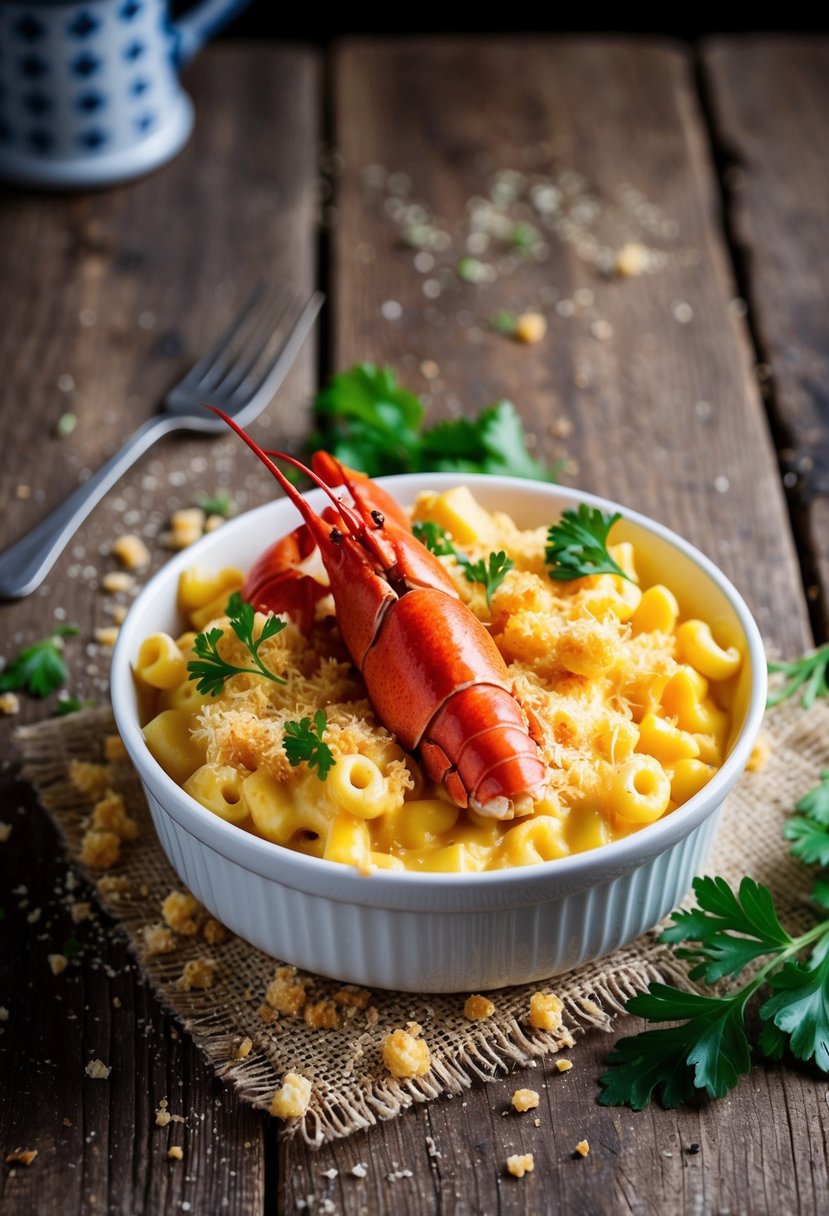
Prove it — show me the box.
[211,408,548,820]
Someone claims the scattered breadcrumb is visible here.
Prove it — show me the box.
[142,923,177,956]
[0,822,12,842]
[264,965,309,1016]
[464,993,495,1020]
[5,1149,37,1167]
[155,1097,186,1127]
[177,959,217,991]
[615,241,647,277]
[84,1059,111,1080]
[48,953,68,976]
[204,514,225,533]
[110,604,129,626]
[575,1139,590,1158]
[506,1152,534,1178]
[381,1024,431,1079]
[102,571,135,594]
[555,1058,573,1073]
[351,1162,368,1179]
[529,991,564,1033]
[112,534,150,570]
[161,890,204,936]
[0,692,20,715]
[167,1146,184,1161]
[513,312,547,344]
[258,1003,278,1025]
[90,790,139,841]
[79,828,121,869]
[270,1072,313,1120]
[94,626,120,648]
[112,996,121,1009]
[511,1088,540,1112]
[747,733,771,773]
[69,760,112,799]
[70,902,93,924]
[97,874,130,896]
[103,734,129,763]
[304,1000,340,1030]
[202,917,228,946]
[235,1037,253,1060]
[533,1118,541,1127]
[334,986,372,1010]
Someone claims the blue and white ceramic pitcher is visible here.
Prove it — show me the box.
[0,0,249,187]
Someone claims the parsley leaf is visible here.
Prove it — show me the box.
[55,696,97,716]
[187,592,287,697]
[462,550,514,609]
[545,505,632,582]
[197,490,235,518]
[282,710,336,780]
[0,625,80,697]
[785,772,829,867]
[412,520,457,557]
[760,944,829,1071]
[309,364,557,482]
[767,643,829,708]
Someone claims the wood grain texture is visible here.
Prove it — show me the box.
[279,37,824,1216]
[703,37,829,641]
[0,44,320,1216]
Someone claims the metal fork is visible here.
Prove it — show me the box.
[0,282,323,599]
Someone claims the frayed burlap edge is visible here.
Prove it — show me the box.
[16,699,824,1145]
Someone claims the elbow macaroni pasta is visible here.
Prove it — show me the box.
[136,490,745,873]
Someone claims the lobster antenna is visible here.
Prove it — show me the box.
[263,449,365,534]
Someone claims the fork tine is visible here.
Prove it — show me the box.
[208,283,295,399]
[224,290,324,426]
[176,281,267,393]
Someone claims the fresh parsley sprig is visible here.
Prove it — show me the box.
[767,643,829,708]
[412,520,514,609]
[598,777,829,1109]
[187,592,287,697]
[309,363,556,482]
[545,505,632,582]
[0,625,80,697]
[282,710,336,780]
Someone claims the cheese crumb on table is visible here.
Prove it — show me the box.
[747,733,771,773]
[90,790,139,841]
[575,1139,590,1158]
[555,1058,573,1073]
[5,1149,37,1167]
[202,917,228,946]
[464,993,495,1020]
[112,534,150,570]
[303,999,340,1030]
[513,312,547,344]
[235,1037,253,1060]
[264,965,309,1016]
[70,901,93,924]
[48,953,68,976]
[69,760,113,799]
[79,828,121,869]
[506,1153,534,1178]
[84,1059,111,1080]
[0,692,20,715]
[615,241,647,277]
[102,571,135,594]
[94,626,120,648]
[142,923,177,956]
[511,1088,540,1112]
[167,1146,184,1161]
[529,991,564,1033]
[270,1072,313,1120]
[103,734,129,763]
[161,890,204,935]
[381,1024,431,1079]
[177,958,217,991]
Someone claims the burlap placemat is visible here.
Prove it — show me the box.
[16,700,824,1146]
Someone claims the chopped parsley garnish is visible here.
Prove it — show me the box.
[412,520,513,609]
[282,710,336,780]
[0,625,80,697]
[545,504,631,582]
[767,643,829,709]
[187,592,287,697]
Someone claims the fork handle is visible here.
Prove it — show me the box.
[0,414,183,599]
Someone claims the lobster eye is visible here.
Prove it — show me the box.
[371,510,385,527]
[329,527,344,545]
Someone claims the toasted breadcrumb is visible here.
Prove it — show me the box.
[258,1003,278,1025]
[303,999,340,1030]
[69,760,113,800]
[0,822,12,842]
[204,514,225,533]
[102,571,135,594]
[202,917,228,946]
[529,991,564,1033]
[464,993,495,1021]
[90,790,139,841]
[171,508,206,534]
[511,1088,540,1112]
[264,965,309,1016]
[506,1153,534,1178]
[513,312,547,344]
[615,241,647,277]
[167,1146,184,1161]
[334,986,372,1010]
[142,923,177,956]
[747,733,771,773]
[97,874,130,896]
[555,1058,573,1073]
[0,692,20,715]
[79,829,121,869]
[48,953,68,976]
[103,734,129,763]
[270,1072,312,1120]
[112,534,150,570]
[84,1059,111,1079]
[110,604,129,625]
[381,1025,431,1079]
[94,626,120,648]
[155,1099,173,1128]
[161,890,204,936]
[575,1139,590,1157]
[70,902,92,924]
[177,959,217,991]
[235,1037,253,1060]
[5,1149,37,1166]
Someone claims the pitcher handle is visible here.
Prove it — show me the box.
[174,0,251,67]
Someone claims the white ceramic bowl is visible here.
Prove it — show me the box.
[111,474,766,992]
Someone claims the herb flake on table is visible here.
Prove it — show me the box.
[0,625,80,697]
[282,710,336,779]
[309,363,556,482]
[196,490,235,518]
[187,592,286,697]
[545,505,631,582]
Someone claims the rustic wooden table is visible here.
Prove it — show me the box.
[1,36,827,1216]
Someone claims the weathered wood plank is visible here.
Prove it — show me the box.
[703,37,829,641]
[0,44,320,1215]
[280,37,821,1215]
